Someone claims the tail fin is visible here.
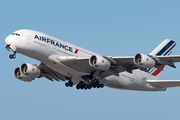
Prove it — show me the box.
[150,39,176,56]
[149,39,176,79]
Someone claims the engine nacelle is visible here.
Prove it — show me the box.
[13,63,41,82]
[133,53,155,68]
[14,67,34,82]
[89,55,111,70]
[20,63,41,78]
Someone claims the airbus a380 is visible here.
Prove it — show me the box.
[5,29,180,91]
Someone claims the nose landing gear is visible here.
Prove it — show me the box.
[6,44,17,59]
[9,52,16,59]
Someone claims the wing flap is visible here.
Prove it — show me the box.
[146,80,180,88]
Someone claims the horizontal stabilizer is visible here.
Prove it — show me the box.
[146,80,180,88]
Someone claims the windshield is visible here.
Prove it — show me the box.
[12,33,20,36]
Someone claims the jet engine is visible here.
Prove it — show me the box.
[13,63,41,82]
[89,55,111,70]
[133,53,155,68]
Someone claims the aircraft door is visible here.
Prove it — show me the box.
[26,35,31,44]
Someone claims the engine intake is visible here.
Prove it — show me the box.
[14,67,34,82]
[89,55,111,70]
[134,53,155,68]
[13,63,41,82]
[20,63,41,78]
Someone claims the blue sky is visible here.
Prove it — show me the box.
[1,0,180,120]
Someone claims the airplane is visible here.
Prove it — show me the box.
[5,29,180,91]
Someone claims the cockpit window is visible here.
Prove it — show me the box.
[12,33,20,36]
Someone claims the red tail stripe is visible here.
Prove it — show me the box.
[151,65,165,76]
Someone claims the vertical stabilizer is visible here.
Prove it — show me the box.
[149,39,176,79]
[150,39,176,56]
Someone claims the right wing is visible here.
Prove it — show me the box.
[38,63,68,82]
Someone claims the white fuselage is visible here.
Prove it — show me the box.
[5,29,166,91]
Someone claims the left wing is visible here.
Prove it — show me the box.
[146,80,180,88]
[157,55,180,62]
[54,55,138,78]
[111,55,180,70]
[51,55,180,79]
[154,55,180,68]
[20,55,180,83]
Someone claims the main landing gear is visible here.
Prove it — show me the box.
[65,80,74,87]
[76,80,104,90]
[65,79,104,90]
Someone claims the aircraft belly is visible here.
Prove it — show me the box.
[116,72,138,89]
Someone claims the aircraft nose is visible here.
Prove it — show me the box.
[5,35,18,52]
[5,35,12,45]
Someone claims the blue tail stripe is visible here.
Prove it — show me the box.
[156,40,175,56]
[164,44,176,56]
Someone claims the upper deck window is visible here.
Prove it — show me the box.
[12,33,20,36]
